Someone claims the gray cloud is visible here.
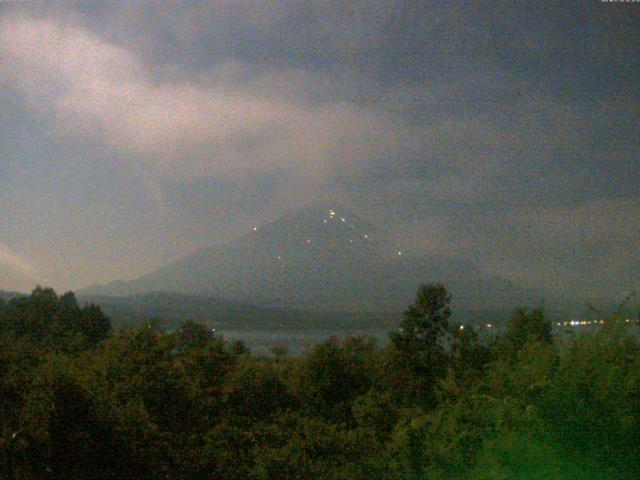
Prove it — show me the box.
[0,2,637,300]
[0,241,40,285]
[1,15,418,170]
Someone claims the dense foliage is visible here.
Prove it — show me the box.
[0,285,638,479]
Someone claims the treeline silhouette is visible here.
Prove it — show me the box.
[0,284,638,479]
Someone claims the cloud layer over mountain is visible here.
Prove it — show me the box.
[0,1,637,300]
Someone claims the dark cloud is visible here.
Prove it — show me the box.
[0,1,637,300]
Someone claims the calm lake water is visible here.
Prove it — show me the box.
[217,322,639,356]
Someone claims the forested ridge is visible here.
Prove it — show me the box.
[0,285,638,479]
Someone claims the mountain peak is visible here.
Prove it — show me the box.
[245,202,381,255]
[79,202,542,313]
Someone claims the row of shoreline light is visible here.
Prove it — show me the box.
[560,319,637,326]
[458,319,639,331]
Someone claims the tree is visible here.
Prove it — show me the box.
[0,288,111,350]
[79,304,111,346]
[390,283,452,352]
[270,345,289,361]
[175,319,215,351]
[505,307,552,351]
[297,337,374,424]
[231,340,249,356]
[387,283,452,407]
[448,324,491,390]
[20,286,59,339]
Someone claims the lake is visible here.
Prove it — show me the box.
[218,321,639,356]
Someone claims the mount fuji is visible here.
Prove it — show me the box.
[80,204,544,315]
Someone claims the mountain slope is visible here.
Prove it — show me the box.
[81,204,544,312]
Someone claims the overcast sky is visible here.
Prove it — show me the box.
[0,1,638,300]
